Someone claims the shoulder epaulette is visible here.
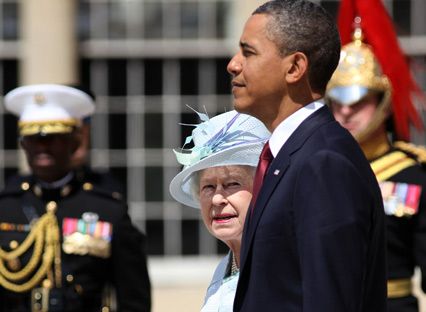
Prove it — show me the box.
[81,182,124,201]
[394,141,426,164]
[371,149,416,182]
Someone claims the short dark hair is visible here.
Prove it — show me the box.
[253,0,341,93]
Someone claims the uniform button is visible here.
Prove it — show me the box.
[21,182,30,191]
[46,201,57,213]
[9,240,18,250]
[111,192,122,200]
[34,292,42,300]
[60,185,72,197]
[102,307,110,312]
[33,185,43,197]
[42,279,52,289]
[74,284,84,294]
[83,182,93,191]
[66,274,74,283]
[6,258,21,271]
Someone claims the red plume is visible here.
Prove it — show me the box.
[337,0,424,140]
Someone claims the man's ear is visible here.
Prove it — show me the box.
[19,136,26,149]
[285,52,308,84]
[71,129,83,154]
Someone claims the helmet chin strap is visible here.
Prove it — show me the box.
[354,88,392,144]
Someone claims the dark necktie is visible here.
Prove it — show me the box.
[251,141,273,212]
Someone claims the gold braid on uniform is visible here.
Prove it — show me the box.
[0,202,61,293]
[394,141,426,164]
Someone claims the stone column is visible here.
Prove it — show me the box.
[20,0,77,84]
[18,0,78,172]
[229,0,265,42]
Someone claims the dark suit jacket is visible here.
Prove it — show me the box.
[234,106,387,312]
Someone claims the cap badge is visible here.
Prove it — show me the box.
[34,93,46,105]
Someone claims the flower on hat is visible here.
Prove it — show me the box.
[173,107,266,167]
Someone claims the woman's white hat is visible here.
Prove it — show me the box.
[169,110,270,208]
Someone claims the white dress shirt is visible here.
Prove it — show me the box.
[269,101,324,157]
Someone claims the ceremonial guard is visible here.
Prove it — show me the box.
[0,84,151,311]
[326,1,426,310]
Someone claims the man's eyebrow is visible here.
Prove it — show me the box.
[239,41,255,50]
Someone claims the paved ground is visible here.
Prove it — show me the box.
[153,286,206,312]
[150,257,426,312]
[149,256,218,312]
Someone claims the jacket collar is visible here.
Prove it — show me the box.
[240,106,335,270]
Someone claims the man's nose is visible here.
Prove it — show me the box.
[22,135,53,152]
[339,105,354,116]
[227,53,242,76]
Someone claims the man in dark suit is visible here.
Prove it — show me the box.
[0,84,151,311]
[226,1,387,311]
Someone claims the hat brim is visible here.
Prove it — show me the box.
[4,84,95,122]
[327,85,370,106]
[169,141,264,208]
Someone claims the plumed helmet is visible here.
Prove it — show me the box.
[326,27,392,143]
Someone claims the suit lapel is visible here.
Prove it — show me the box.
[240,106,335,270]
[278,106,334,156]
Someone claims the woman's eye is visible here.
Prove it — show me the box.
[227,182,241,188]
[201,184,215,191]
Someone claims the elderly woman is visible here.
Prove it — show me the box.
[169,110,270,311]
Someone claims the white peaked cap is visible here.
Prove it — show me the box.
[4,84,95,136]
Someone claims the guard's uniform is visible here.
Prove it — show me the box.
[371,142,426,312]
[0,172,151,312]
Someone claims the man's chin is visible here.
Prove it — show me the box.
[31,160,56,174]
[31,166,61,182]
[233,100,251,114]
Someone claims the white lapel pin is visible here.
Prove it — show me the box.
[274,169,280,175]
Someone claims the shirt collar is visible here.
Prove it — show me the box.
[269,101,324,157]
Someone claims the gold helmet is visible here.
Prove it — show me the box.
[326,27,392,143]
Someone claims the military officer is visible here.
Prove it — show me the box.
[0,84,151,311]
[326,26,426,312]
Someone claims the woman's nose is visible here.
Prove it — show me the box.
[212,192,227,206]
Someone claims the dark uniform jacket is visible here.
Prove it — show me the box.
[371,142,426,312]
[0,171,151,312]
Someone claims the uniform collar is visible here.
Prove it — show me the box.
[36,172,74,189]
[360,130,391,161]
[29,172,76,199]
